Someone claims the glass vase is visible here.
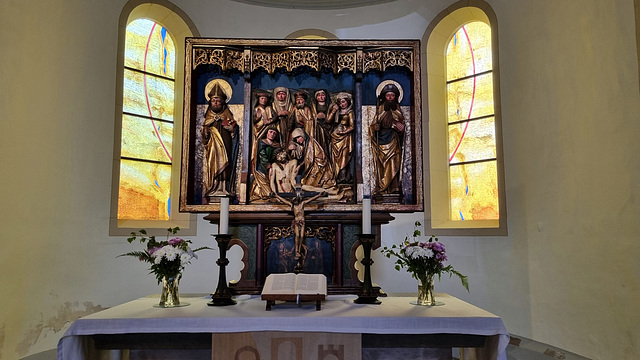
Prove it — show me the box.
[158,275,182,307]
[416,273,436,306]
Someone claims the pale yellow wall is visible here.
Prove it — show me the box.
[0,0,638,359]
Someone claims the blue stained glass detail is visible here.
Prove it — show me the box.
[167,196,171,217]
[155,179,160,188]
[161,28,168,75]
[465,185,469,195]
[459,211,465,220]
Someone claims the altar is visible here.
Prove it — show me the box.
[57,293,509,360]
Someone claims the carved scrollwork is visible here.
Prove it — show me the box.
[193,49,209,68]
[337,53,356,73]
[193,45,412,74]
[252,51,272,73]
[319,51,337,72]
[244,52,251,73]
[264,226,292,243]
[192,48,244,72]
[383,50,412,70]
[264,226,335,247]
[363,51,383,72]
[310,226,336,244]
[226,49,244,71]
[290,50,318,71]
[272,51,290,71]
[208,49,226,68]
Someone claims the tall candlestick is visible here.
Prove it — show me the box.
[219,197,229,235]
[362,198,371,234]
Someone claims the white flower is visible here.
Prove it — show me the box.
[414,247,427,259]
[423,248,434,258]
[164,249,173,261]
[406,246,435,260]
[405,246,417,258]
[180,253,191,265]
[153,247,166,259]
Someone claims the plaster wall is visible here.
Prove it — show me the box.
[0,0,638,359]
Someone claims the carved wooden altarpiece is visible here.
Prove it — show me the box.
[180,39,423,294]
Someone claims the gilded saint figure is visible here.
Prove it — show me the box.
[288,127,334,189]
[272,87,293,145]
[253,90,279,143]
[250,128,281,201]
[250,91,280,201]
[201,81,239,200]
[312,89,334,160]
[370,82,405,196]
[330,92,355,184]
[291,91,315,140]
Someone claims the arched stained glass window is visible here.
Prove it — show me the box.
[424,2,506,235]
[118,19,175,221]
[446,22,499,221]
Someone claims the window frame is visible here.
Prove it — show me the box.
[422,1,507,236]
[110,1,199,236]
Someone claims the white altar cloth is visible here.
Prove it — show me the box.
[57,293,509,360]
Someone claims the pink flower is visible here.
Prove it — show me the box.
[168,238,184,245]
[148,246,162,255]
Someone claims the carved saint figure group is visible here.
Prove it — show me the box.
[249,87,357,204]
[200,80,406,206]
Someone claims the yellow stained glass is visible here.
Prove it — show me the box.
[448,117,496,164]
[446,21,498,221]
[123,69,174,121]
[118,19,175,221]
[449,161,499,221]
[125,19,175,78]
[446,22,492,81]
[447,73,494,122]
[118,160,172,220]
[121,114,173,163]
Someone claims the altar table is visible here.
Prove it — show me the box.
[57,293,509,360]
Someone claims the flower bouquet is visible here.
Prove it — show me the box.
[382,221,469,305]
[119,227,211,307]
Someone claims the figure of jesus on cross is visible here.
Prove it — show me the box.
[274,181,326,272]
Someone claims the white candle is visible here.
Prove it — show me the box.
[362,198,371,234]
[219,197,229,235]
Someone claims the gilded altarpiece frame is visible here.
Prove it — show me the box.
[180,39,422,293]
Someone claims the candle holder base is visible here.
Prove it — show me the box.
[354,233,381,305]
[208,234,237,307]
[208,294,237,306]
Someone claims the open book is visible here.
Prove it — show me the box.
[262,273,327,296]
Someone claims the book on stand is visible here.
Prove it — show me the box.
[261,273,327,311]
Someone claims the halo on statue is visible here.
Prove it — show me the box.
[205,79,233,103]
[376,80,404,103]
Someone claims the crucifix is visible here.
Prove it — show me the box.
[274,181,326,273]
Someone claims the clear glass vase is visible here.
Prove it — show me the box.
[159,275,181,307]
[416,273,436,306]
